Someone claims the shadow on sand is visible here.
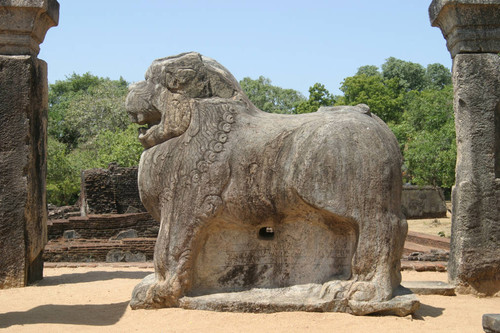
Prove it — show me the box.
[411,303,445,320]
[0,301,130,328]
[36,270,151,286]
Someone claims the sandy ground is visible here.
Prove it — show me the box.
[0,267,498,332]
[407,217,452,238]
[406,202,453,238]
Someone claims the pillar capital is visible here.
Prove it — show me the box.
[0,0,59,56]
[429,0,500,57]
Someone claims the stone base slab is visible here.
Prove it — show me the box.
[179,284,419,316]
[401,281,455,296]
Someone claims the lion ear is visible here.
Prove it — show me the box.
[208,73,235,99]
[158,66,169,87]
[187,101,200,137]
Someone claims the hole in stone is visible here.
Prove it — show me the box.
[259,227,274,240]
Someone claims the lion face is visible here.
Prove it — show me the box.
[126,52,239,148]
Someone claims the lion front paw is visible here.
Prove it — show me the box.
[319,280,352,300]
[130,274,182,309]
[130,273,157,309]
[348,281,392,302]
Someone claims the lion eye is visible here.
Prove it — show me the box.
[165,69,196,91]
[177,69,196,84]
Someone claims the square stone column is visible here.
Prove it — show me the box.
[0,0,59,288]
[430,0,500,296]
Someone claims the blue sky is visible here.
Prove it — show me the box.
[39,1,451,96]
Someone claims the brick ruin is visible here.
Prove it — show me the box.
[45,165,158,263]
[80,164,147,215]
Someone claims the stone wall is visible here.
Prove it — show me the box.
[43,238,156,262]
[47,213,159,240]
[401,185,447,219]
[80,165,146,215]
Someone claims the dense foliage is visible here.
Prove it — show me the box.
[395,86,456,188]
[239,76,306,114]
[47,73,142,205]
[295,83,336,114]
[47,58,456,205]
[240,78,336,114]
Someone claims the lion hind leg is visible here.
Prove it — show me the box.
[348,211,407,303]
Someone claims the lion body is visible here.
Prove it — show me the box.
[126,53,414,315]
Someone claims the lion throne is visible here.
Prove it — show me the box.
[125,52,419,315]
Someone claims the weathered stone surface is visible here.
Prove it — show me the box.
[483,314,500,333]
[0,1,57,288]
[405,249,449,262]
[401,281,455,295]
[429,0,500,57]
[126,52,418,315]
[115,229,138,240]
[449,53,500,296]
[106,249,146,263]
[401,185,447,219]
[0,55,48,288]
[63,230,80,240]
[47,204,80,220]
[177,284,419,316]
[430,0,500,297]
[0,0,59,56]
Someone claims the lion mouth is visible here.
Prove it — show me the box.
[137,119,160,141]
[127,106,163,148]
[138,126,148,136]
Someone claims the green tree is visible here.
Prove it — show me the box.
[338,74,404,123]
[47,124,143,206]
[239,76,305,114]
[46,73,142,206]
[356,65,381,77]
[424,63,452,90]
[46,136,80,205]
[72,124,143,169]
[403,85,454,131]
[382,57,426,92]
[404,125,456,188]
[396,85,456,188]
[296,83,336,114]
[63,79,130,144]
[49,73,129,148]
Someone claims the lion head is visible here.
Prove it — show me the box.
[126,52,242,148]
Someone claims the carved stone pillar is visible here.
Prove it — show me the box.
[430,0,500,296]
[0,0,59,288]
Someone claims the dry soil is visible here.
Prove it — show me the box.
[0,266,498,332]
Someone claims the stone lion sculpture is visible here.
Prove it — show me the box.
[126,52,418,315]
